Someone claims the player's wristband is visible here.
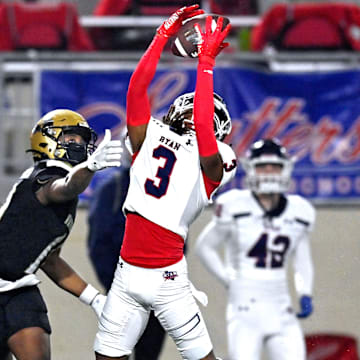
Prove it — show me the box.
[79,284,99,305]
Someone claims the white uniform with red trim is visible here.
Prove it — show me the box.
[196,189,315,360]
[123,117,237,239]
[94,117,237,360]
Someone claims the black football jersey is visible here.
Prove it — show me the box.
[0,161,78,281]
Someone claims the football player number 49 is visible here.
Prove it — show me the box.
[145,145,177,198]
[248,234,290,268]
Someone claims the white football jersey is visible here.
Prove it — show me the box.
[123,117,237,239]
[200,189,315,296]
[196,188,314,360]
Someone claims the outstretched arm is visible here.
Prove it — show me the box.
[37,130,122,204]
[193,16,231,182]
[127,5,204,153]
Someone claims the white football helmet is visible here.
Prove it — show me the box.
[241,138,294,194]
[163,92,232,141]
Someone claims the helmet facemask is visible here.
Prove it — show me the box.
[52,126,97,165]
[163,92,232,141]
[241,139,294,194]
[163,93,195,136]
[213,93,232,141]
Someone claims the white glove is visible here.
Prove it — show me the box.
[79,284,107,319]
[91,293,107,318]
[87,129,123,172]
[190,282,208,307]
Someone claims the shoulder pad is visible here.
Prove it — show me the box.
[216,188,242,204]
[32,161,69,184]
[216,188,252,209]
[288,195,316,226]
[44,160,72,172]
[214,189,250,222]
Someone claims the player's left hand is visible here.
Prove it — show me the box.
[296,295,313,318]
[156,4,204,38]
[195,16,231,66]
[91,293,107,319]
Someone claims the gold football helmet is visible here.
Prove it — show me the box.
[28,109,97,165]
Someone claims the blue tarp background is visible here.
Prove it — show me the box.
[40,66,360,203]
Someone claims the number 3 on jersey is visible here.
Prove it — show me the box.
[248,233,290,268]
[145,145,177,198]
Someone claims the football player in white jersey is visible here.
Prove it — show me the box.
[195,138,315,360]
[94,5,237,360]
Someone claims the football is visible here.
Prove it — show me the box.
[171,14,230,58]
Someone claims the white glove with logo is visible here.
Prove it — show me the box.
[79,284,107,319]
[87,129,123,172]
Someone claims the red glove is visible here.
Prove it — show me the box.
[195,16,231,66]
[156,4,204,38]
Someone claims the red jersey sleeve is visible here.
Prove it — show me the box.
[126,34,167,127]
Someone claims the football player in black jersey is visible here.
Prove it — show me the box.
[0,109,123,360]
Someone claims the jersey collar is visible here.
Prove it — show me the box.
[252,192,288,218]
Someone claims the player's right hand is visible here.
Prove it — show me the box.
[195,16,231,66]
[156,4,204,38]
[87,129,123,172]
[190,282,208,307]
